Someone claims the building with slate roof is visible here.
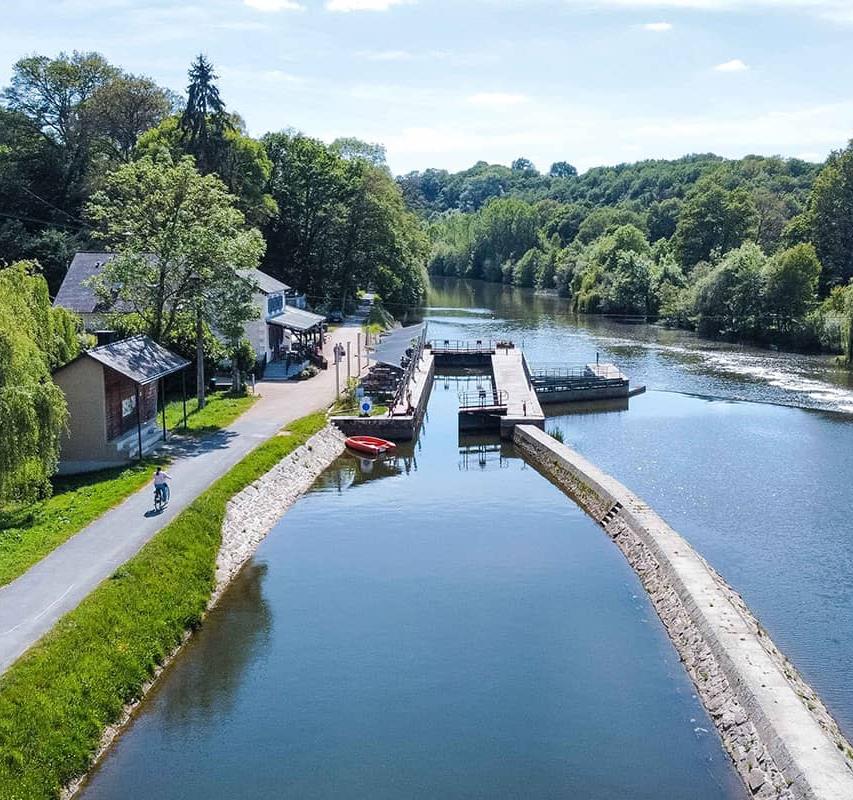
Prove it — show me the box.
[54,253,319,370]
[52,335,189,474]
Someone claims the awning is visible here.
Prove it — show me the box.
[267,307,326,333]
[84,335,190,385]
[371,323,425,368]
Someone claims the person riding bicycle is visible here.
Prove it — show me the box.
[153,467,172,506]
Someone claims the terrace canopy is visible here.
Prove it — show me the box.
[371,323,426,368]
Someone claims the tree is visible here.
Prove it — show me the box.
[647,198,682,242]
[2,51,118,205]
[807,143,853,288]
[262,132,354,297]
[137,116,276,225]
[331,137,387,166]
[263,132,426,313]
[87,154,264,406]
[179,54,228,174]
[511,157,537,174]
[691,243,766,338]
[85,74,176,164]
[672,183,758,269]
[762,243,821,328]
[549,161,577,179]
[0,262,80,503]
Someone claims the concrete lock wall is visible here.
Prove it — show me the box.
[333,353,435,442]
[513,424,853,800]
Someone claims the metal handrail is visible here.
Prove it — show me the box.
[428,339,509,353]
[531,365,625,381]
[458,389,508,409]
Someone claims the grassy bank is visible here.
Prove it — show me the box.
[0,392,256,589]
[164,390,258,436]
[0,412,327,800]
[0,462,157,588]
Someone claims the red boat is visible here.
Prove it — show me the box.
[345,435,397,456]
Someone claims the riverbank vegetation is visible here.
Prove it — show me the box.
[0,411,327,800]
[0,51,428,314]
[0,460,157,588]
[0,264,82,505]
[420,152,853,359]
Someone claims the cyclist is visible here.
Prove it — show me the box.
[153,467,172,507]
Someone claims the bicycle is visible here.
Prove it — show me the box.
[153,484,169,512]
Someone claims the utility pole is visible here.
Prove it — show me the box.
[347,341,351,380]
[335,345,341,397]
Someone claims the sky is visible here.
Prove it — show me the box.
[2,0,853,175]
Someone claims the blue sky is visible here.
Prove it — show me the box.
[3,0,853,175]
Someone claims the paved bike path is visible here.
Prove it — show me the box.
[0,327,361,674]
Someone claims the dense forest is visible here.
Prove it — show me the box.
[413,153,853,356]
[0,51,427,311]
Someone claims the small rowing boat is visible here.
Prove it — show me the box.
[345,435,397,456]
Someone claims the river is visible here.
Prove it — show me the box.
[79,277,853,798]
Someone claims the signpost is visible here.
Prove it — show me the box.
[356,332,361,374]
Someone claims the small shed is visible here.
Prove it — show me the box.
[53,335,189,474]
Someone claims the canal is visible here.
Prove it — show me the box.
[80,277,853,798]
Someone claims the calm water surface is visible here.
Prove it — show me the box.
[427,278,853,736]
[82,276,853,798]
[81,382,743,799]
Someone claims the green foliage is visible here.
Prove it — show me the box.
[762,243,821,325]
[672,182,758,269]
[0,460,156,587]
[0,412,327,800]
[136,116,276,227]
[262,132,427,313]
[806,142,853,288]
[0,263,79,504]
[690,243,767,338]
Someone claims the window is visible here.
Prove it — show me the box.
[121,394,137,418]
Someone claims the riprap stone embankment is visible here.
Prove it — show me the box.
[514,424,853,800]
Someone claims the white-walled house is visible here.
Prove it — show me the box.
[53,253,323,369]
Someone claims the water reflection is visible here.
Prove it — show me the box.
[80,377,744,800]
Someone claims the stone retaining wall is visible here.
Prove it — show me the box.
[66,425,347,799]
[215,425,347,598]
[514,424,853,800]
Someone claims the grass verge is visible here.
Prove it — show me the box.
[164,390,258,436]
[0,411,328,800]
[0,461,159,589]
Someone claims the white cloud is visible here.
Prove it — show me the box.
[468,92,529,109]
[326,0,407,11]
[714,58,749,72]
[243,0,304,10]
[642,21,673,30]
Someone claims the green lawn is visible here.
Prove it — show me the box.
[0,393,258,590]
[0,412,328,800]
[164,390,258,436]
[0,462,158,588]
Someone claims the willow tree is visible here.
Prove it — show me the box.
[0,262,79,503]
